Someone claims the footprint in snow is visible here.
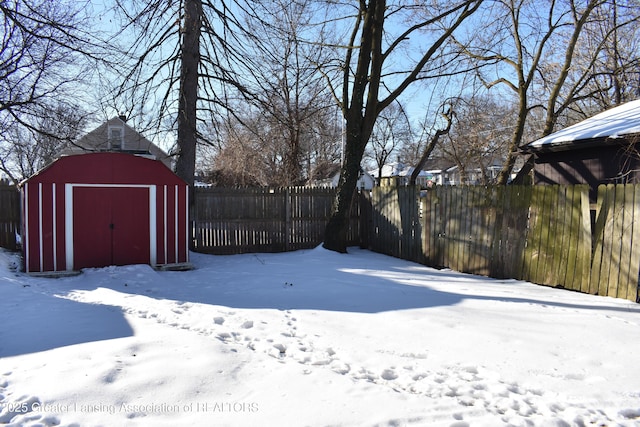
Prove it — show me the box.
[271,343,287,358]
[0,395,44,424]
[331,361,351,375]
[241,320,253,329]
[381,369,398,381]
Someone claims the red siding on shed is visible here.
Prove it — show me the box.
[22,153,189,273]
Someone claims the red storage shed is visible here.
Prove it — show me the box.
[21,152,190,274]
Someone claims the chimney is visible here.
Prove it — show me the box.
[118,113,127,122]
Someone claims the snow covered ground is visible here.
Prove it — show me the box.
[1,246,639,427]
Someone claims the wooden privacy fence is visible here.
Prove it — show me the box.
[370,184,640,302]
[2,181,638,301]
[590,184,640,301]
[192,186,363,254]
[0,185,20,251]
[0,185,363,256]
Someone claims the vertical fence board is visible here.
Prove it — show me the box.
[491,186,506,278]
[442,188,450,267]
[458,187,470,272]
[458,186,468,272]
[606,185,622,297]
[577,188,592,293]
[433,187,444,266]
[531,185,546,284]
[467,186,481,273]
[440,187,450,268]
[447,187,461,272]
[555,186,570,287]
[436,187,445,265]
[489,186,503,278]
[422,191,432,263]
[398,187,411,260]
[572,186,591,293]
[539,186,557,285]
[425,188,442,266]
[436,187,447,267]
[523,186,542,283]
[488,187,507,277]
[564,186,580,291]
[550,186,563,284]
[603,184,619,296]
[502,185,520,278]
[597,185,616,296]
[446,186,457,271]
[408,186,421,262]
[629,185,640,302]
[419,195,428,264]
[467,186,482,275]
[399,187,406,259]
[454,186,465,272]
[617,185,635,300]
[591,185,607,294]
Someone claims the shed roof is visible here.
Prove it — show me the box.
[24,152,185,186]
[525,99,640,151]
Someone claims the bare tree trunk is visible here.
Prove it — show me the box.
[322,0,482,252]
[175,0,202,187]
[323,124,369,253]
[323,0,385,253]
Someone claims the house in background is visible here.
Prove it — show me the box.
[522,99,640,201]
[312,164,375,190]
[368,162,437,187]
[59,116,173,169]
[310,157,505,189]
[369,159,487,187]
[445,158,504,186]
[420,158,458,186]
[369,162,406,185]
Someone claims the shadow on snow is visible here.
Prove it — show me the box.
[0,282,133,358]
[60,248,640,315]
[2,247,637,358]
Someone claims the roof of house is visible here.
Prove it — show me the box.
[60,117,173,169]
[369,159,465,178]
[422,157,458,173]
[368,162,406,178]
[525,99,640,152]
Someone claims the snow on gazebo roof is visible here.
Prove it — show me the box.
[525,99,640,151]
